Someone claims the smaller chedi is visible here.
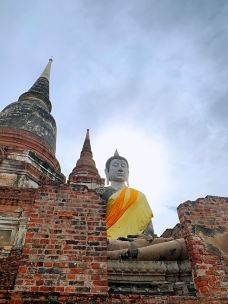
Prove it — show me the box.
[97,151,188,261]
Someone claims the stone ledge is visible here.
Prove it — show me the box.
[0,290,200,304]
[108,260,191,273]
[108,260,195,296]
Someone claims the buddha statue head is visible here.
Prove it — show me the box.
[105,150,129,185]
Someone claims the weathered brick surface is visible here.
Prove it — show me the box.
[0,187,36,209]
[14,184,108,294]
[0,250,22,290]
[178,196,228,300]
[0,129,57,166]
[0,129,65,186]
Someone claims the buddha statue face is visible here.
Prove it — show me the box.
[105,157,129,184]
[109,158,129,182]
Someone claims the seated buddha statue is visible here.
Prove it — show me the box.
[96,150,188,261]
[96,150,154,240]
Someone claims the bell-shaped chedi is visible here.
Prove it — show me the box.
[0,59,65,188]
[68,129,104,189]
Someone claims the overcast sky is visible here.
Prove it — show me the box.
[1,0,228,235]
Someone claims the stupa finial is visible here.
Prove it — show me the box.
[40,58,53,80]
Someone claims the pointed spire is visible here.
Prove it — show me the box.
[40,58,53,80]
[68,129,104,189]
[114,149,119,157]
[18,59,53,112]
[81,129,92,155]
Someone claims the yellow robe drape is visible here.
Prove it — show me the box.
[106,187,153,240]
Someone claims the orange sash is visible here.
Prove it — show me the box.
[106,187,138,229]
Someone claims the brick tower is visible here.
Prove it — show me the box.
[0,59,65,187]
[68,129,104,189]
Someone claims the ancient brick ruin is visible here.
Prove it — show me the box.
[0,61,227,303]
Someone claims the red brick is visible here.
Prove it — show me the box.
[18,266,26,274]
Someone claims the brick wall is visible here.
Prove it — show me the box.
[0,187,228,303]
[14,184,108,294]
[178,196,228,302]
[0,249,22,290]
